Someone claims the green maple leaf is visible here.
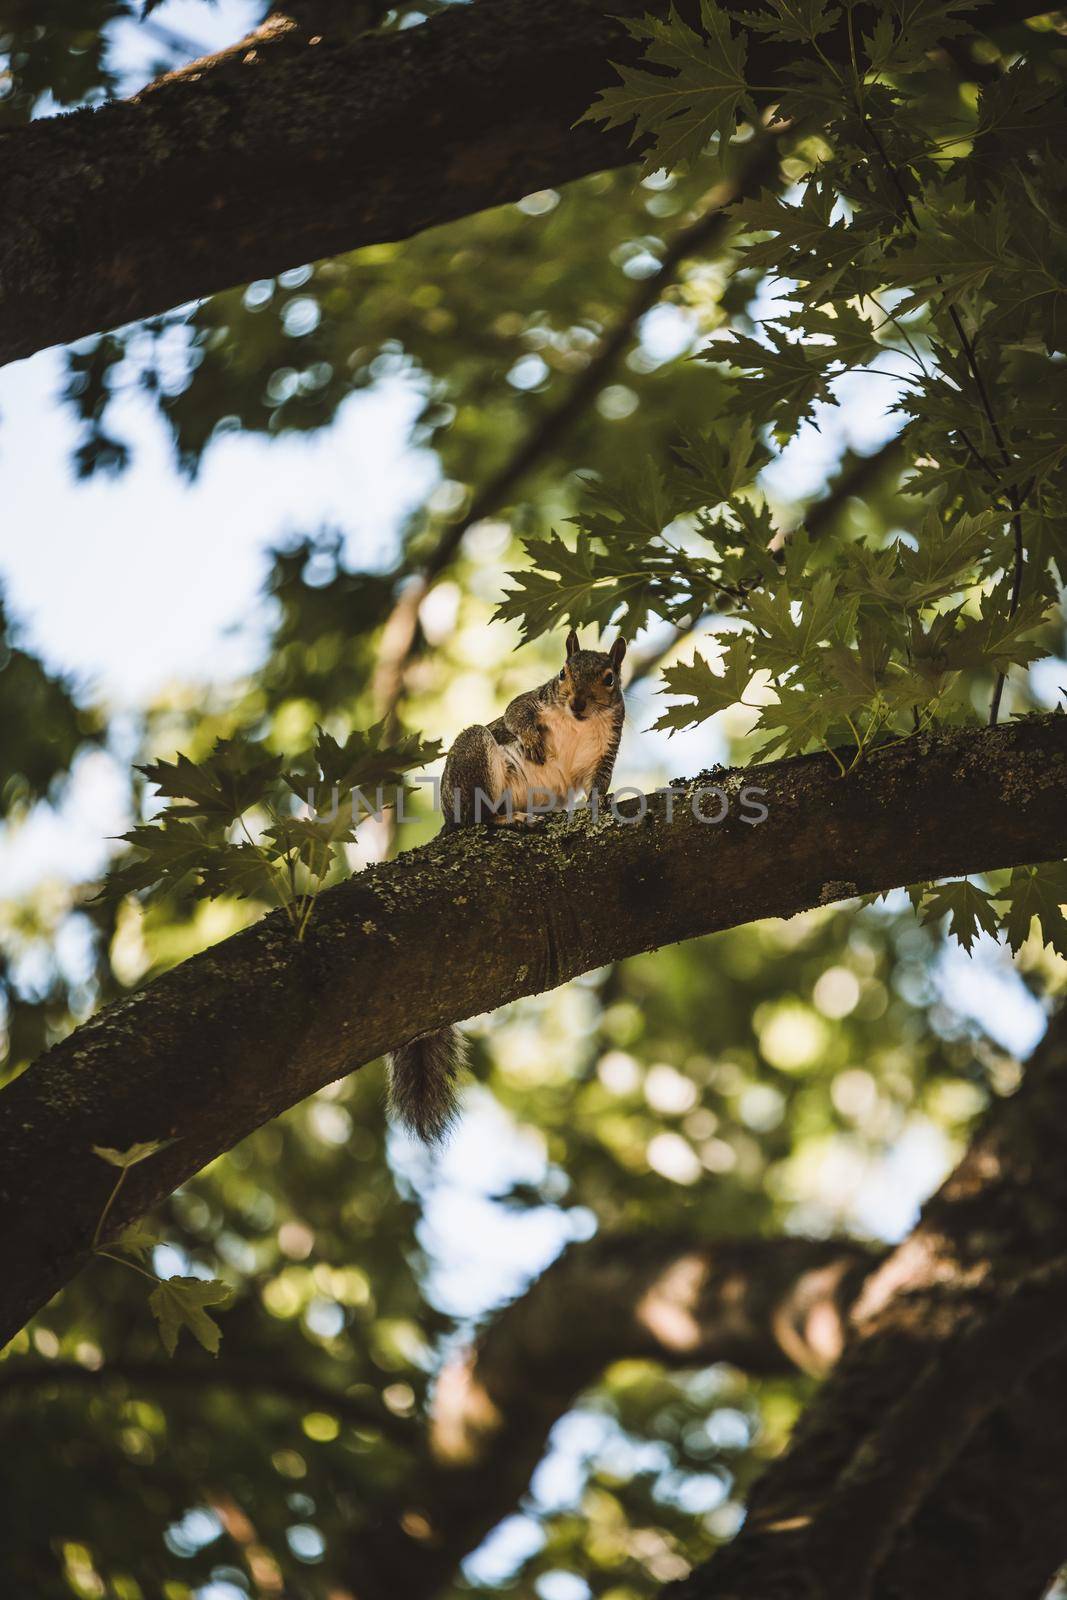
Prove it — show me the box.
[921,878,1001,953]
[101,821,280,907]
[734,181,837,250]
[895,509,996,604]
[751,686,837,759]
[198,842,284,904]
[675,418,771,507]
[575,460,675,548]
[1028,508,1067,584]
[974,64,1064,149]
[732,182,868,297]
[731,186,834,272]
[265,814,358,874]
[864,1,985,74]
[285,724,440,802]
[824,618,894,699]
[137,737,283,824]
[580,1,755,174]
[944,588,1053,675]
[776,304,887,370]
[1011,431,1067,492]
[1000,864,1067,958]
[711,330,833,432]
[117,1220,163,1262]
[496,535,660,640]
[496,536,601,639]
[108,818,218,895]
[653,636,755,731]
[741,574,850,674]
[92,1139,172,1169]
[840,542,902,604]
[875,199,1016,310]
[148,1276,234,1357]
[730,0,840,45]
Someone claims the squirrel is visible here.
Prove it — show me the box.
[387,630,627,1143]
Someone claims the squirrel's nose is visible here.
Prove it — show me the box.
[572,697,587,718]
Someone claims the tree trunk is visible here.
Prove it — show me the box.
[666,1005,1067,1600]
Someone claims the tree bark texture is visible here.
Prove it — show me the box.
[0,0,1043,368]
[667,1004,1067,1600]
[0,716,1064,1345]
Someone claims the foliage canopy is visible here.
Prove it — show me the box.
[0,2,1065,1597]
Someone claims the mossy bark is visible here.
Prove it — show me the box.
[0,0,1041,367]
[0,717,1064,1345]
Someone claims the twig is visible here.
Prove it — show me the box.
[0,1357,418,1449]
[92,1167,128,1252]
[858,118,1025,725]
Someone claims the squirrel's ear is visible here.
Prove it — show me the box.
[566,630,580,658]
[609,636,627,669]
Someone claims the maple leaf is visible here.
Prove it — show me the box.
[1000,864,1067,958]
[137,737,283,824]
[652,636,755,731]
[864,1,986,75]
[284,724,441,804]
[581,2,755,174]
[751,686,837,760]
[709,330,833,433]
[148,1276,234,1357]
[921,879,1001,953]
[92,1139,172,1169]
[730,0,840,45]
[674,418,771,508]
[496,535,664,640]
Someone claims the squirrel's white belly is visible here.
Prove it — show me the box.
[499,705,613,813]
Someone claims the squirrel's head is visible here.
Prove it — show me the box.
[557,631,626,720]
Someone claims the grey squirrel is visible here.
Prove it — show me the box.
[388,630,626,1142]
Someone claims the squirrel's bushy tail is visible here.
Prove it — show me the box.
[387,1027,466,1143]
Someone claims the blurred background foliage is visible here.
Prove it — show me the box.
[1,3,1066,1598]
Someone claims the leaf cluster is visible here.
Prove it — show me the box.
[101,725,440,938]
[506,0,1067,960]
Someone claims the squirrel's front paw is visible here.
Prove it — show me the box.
[517,723,547,763]
[499,811,546,830]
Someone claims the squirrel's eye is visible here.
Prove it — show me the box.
[604,670,615,687]
[559,667,566,681]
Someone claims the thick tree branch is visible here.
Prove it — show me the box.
[0,715,1064,1347]
[667,1002,1067,1600]
[0,0,1041,369]
[345,1233,876,1599]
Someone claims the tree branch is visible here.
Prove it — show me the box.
[0,716,1063,1345]
[667,1002,1067,1600]
[0,1354,417,1447]
[0,0,1041,369]
[344,1233,876,1599]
